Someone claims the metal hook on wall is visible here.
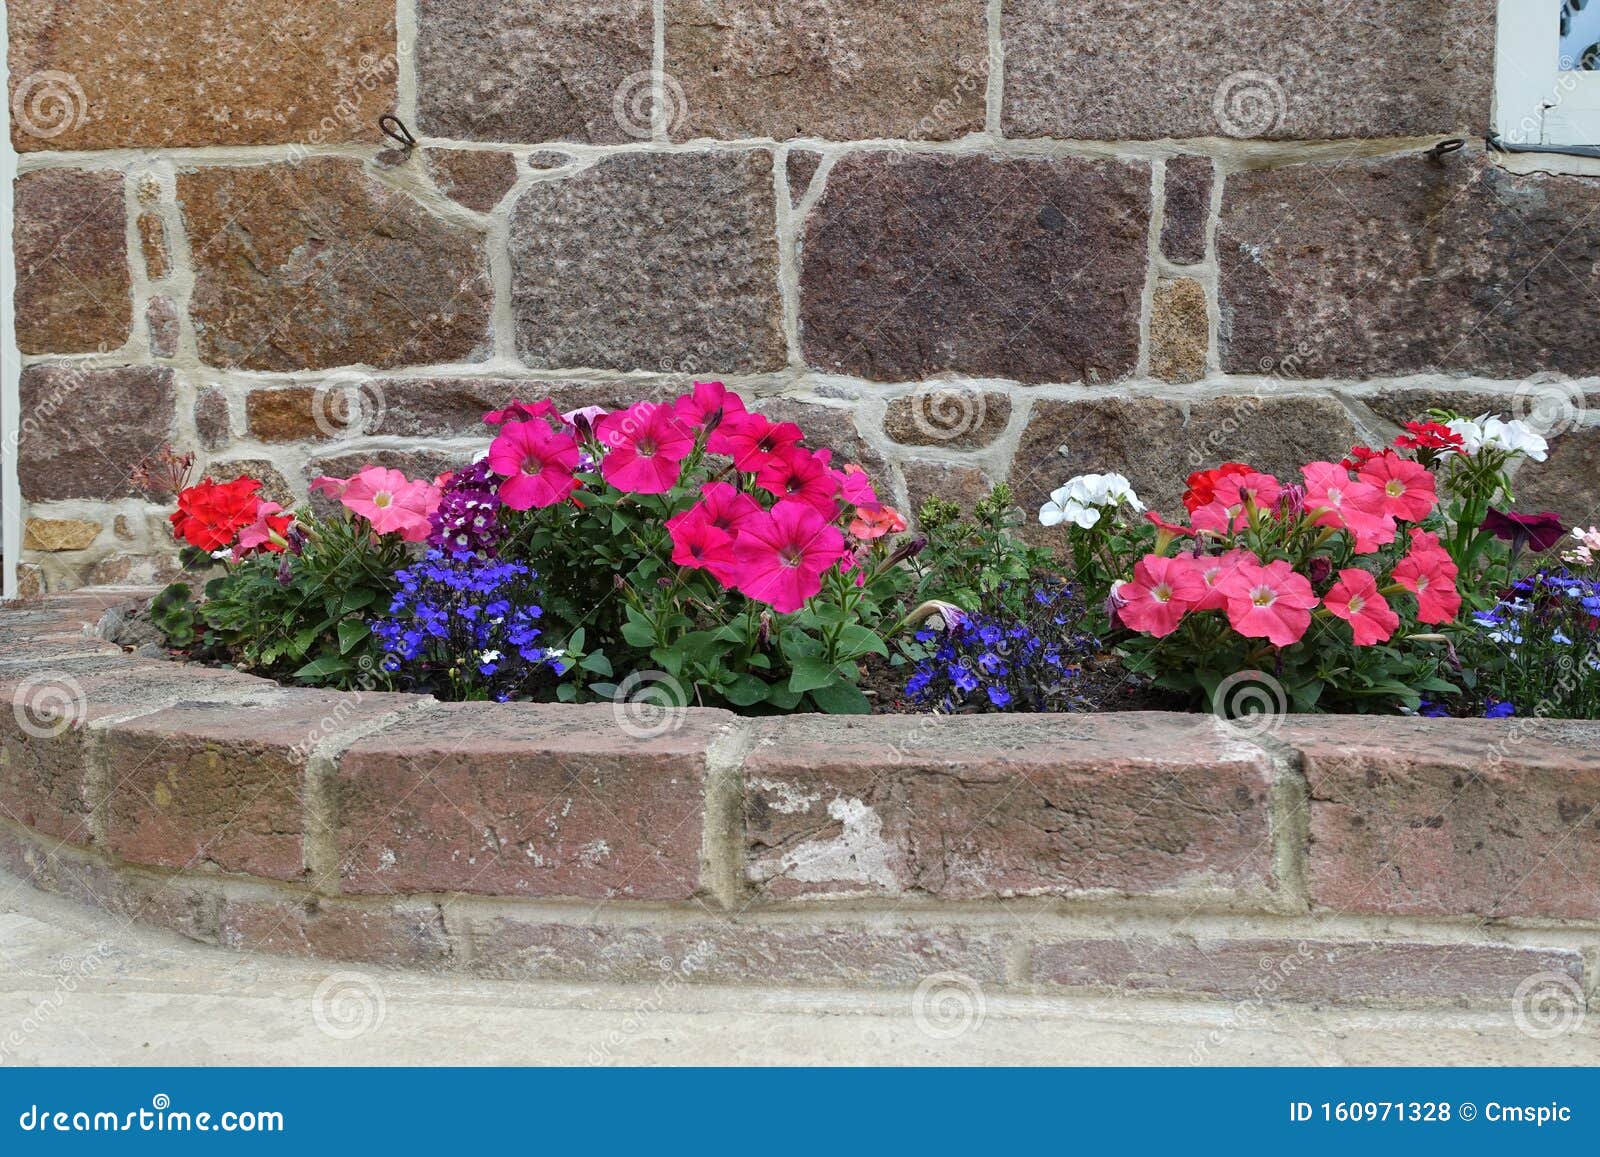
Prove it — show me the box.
[378,114,418,153]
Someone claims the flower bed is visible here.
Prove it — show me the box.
[124,386,1598,726]
[4,588,1600,1013]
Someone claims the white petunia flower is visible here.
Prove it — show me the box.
[1447,414,1549,461]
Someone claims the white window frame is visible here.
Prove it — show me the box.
[1496,0,1600,149]
[1,0,20,599]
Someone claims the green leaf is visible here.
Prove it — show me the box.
[293,655,351,681]
[765,682,802,710]
[835,624,888,660]
[620,617,656,648]
[789,656,843,694]
[568,627,586,654]
[341,588,378,614]
[579,651,612,676]
[809,680,871,715]
[337,619,371,655]
[723,673,770,707]
[556,683,578,702]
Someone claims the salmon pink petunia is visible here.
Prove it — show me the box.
[1215,556,1319,646]
[232,500,294,561]
[1187,549,1254,611]
[488,418,581,510]
[595,403,695,494]
[1212,470,1284,514]
[732,500,847,614]
[1356,451,1438,522]
[1324,569,1399,646]
[1117,554,1207,638]
[849,505,907,541]
[339,466,441,542]
[1299,461,1394,550]
[1392,551,1461,626]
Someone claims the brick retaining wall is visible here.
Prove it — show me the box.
[9,1,1600,595]
[3,589,1598,1014]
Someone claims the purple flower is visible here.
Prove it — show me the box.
[1482,509,1567,554]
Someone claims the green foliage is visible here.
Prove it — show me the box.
[194,514,405,688]
[498,463,909,715]
[909,483,1054,619]
[147,582,201,649]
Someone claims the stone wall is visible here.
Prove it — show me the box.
[8,1,1599,591]
[5,589,1599,1016]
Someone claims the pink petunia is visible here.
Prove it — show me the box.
[674,380,747,434]
[665,506,739,583]
[756,445,841,516]
[487,418,581,510]
[1215,555,1319,646]
[836,463,879,509]
[595,402,695,494]
[721,412,805,474]
[483,398,558,427]
[339,466,440,542]
[1356,451,1438,522]
[1324,568,1400,646]
[732,500,847,614]
[1117,554,1206,638]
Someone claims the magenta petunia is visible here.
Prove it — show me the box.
[487,419,581,510]
[595,403,695,494]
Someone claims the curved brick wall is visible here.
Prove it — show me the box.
[9,1,1600,597]
[3,589,1598,1012]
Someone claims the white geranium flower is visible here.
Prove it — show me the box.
[1447,414,1549,461]
[1038,472,1144,528]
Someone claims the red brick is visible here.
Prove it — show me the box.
[1034,937,1584,1007]
[1289,719,1600,920]
[101,692,420,881]
[744,713,1275,902]
[334,703,734,899]
[0,659,270,846]
[219,896,451,965]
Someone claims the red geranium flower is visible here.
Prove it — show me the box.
[1182,462,1255,513]
[170,477,268,552]
[1395,420,1464,454]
